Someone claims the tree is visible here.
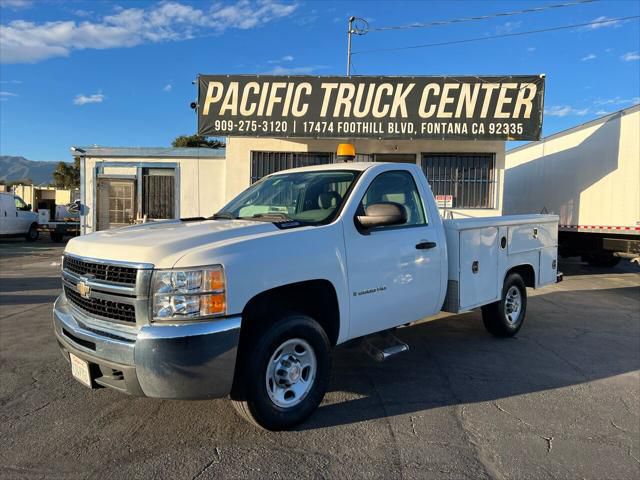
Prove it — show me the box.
[172,135,225,149]
[52,157,80,189]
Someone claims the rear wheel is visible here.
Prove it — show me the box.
[481,273,527,337]
[25,224,39,242]
[231,314,331,430]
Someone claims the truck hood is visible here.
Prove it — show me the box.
[65,219,278,268]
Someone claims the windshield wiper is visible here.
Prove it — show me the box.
[211,211,237,220]
[248,212,293,221]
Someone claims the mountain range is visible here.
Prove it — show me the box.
[0,156,66,185]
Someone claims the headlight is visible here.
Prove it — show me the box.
[151,266,226,321]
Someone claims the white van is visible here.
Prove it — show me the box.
[0,192,39,241]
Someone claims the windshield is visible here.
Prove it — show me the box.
[218,170,358,224]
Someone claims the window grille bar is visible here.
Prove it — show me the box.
[420,153,495,209]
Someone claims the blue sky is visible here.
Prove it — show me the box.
[1,0,639,162]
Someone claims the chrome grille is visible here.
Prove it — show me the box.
[64,286,136,324]
[63,255,137,285]
[61,254,153,325]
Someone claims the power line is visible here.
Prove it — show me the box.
[353,15,640,55]
[367,0,599,32]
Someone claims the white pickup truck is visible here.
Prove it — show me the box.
[53,162,560,430]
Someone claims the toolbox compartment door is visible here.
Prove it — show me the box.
[459,226,499,310]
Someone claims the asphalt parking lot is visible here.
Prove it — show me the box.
[1,238,639,480]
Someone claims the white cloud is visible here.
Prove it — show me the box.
[594,96,639,106]
[584,16,621,30]
[496,21,521,35]
[544,105,589,117]
[163,83,172,92]
[527,47,536,52]
[595,110,609,115]
[267,54,294,64]
[581,53,596,61]
[0,79,21,84]
[265,64,326,75]
[72,9,93,18]
[0,1,298,64]
[621,51,640,61]
[0,91,18,96]
[73,93,104,105]
[1,0,32,9]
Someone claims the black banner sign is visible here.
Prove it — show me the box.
[197,75,545,141]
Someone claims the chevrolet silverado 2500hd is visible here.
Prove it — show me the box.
[53,162,560,430]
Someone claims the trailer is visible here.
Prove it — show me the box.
[504,104,639,266]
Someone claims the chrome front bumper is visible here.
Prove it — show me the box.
[53,293,241,399]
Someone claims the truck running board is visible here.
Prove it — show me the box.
[362,331,409,362]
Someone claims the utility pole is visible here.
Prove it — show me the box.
[346,16,355,77]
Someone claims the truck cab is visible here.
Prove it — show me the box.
[0,192,39,241]
[53,162,558,430]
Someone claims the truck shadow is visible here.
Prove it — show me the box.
[559,257,639,277]
[299,285,640,430]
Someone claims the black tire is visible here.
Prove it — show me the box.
[231,314,331,430]
[585,253,620,268]
[25,224,39,242]
[481,273,527,337]
[50,232,64,242]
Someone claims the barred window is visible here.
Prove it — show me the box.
[142,169,175,219]
[251,151,333,183]
[421,153,496,209]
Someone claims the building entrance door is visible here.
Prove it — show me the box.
[97,178,136,231]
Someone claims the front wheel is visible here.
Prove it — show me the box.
[25,224,39,242]
[231,314,331,430]
[481,273,527,337]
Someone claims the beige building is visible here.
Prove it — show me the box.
[13,184,79,211]
[76,138,505,234]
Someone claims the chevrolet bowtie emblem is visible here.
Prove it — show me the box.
[76,280,91,299]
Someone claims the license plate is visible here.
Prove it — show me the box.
[70,353,93,388]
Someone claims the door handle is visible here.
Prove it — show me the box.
[416,241,437,250]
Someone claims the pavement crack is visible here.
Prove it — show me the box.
[527,337,588,380]
[629,446,640,465]
[493,402,554,454]
[365,371,404,479]
[410,414,422,437]
[22,401,51,418]
[424,341,503,480]
[610,420,631,433]
[192,447,221,480]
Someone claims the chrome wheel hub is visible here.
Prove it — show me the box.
[504,286,522,324]
[266,338,317,408]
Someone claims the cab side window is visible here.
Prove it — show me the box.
[359,171,427,227]
[14,196,28,211]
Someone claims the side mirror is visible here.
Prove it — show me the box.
[26,204,32,211]
[356,202,407,229]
